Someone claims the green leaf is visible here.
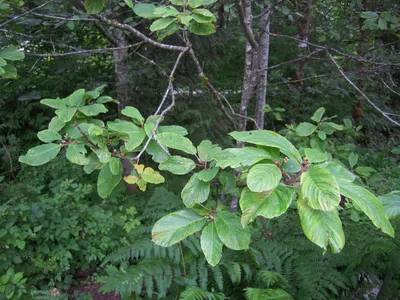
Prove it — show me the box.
[298,199,345,253]
[311,107,325,123]
[0,229,7,238]
[213,147,272,169]
[133,4,157,19]
[180,15,193,26]
[96,96,115,104]
[66,144,89,165]
[121,106,144,125]
[214,211,250,250]
[198,167,219,182]
[11,272,23,285]
[219,171,236,194]
[37,130,62,143]
[124,0,133,8]
[83,153,104,174]
[158,125,188,136]
[379,191,400,218]
[338,180,394,237]
[94,148,111,163]
[230,130,302,163]
[0,57,6,66]
[181,174,210,207]
[156,21,180,40]
[19,144,61,166]
[150,18,176,32]
[55,107,77,122]
[154,6,180,17]
[188,22,216,35]
[391,148,400,155]
[40,98,66,109]
[48,116,67,132]
[85,0,105,14]
[202,0,217,5]
[355,166,375,177]
[66,89,85,107]
[0,46,24,61]
[170,0,185,6]
[343,118,352,129]
[108,121,146,151]
[142,167,165,184]
[197,140,221,162]
[201,222,223,266]
[304,148,327,163]
[192,13,216,23]
[97,164,122,198]
[318,131,326,140]
[189,0,203,8]
[378,18,387,30]
[2,64,17,78]
[240,186,294,226]
[5,285,15,299]
[348,152,358,169]
[360,11,379,19]
[247,164,282,192]
[159,156,196,175]
[301,165,340,211]
[320,161,356,182]
[109,157,122,175]
[146,140,169,163]
[157,132,197,155]
[152,209,206,247]
[78,104,108,116]
[296,122,318,136]
[0,275,9,285]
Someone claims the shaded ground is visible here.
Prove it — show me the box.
[71,280,121,300]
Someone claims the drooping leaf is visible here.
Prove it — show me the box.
[379,191,400,218]
[197,140,221,162]
[78,104,108,116]
[338,180,394,237]
[181,174,210,207]
[152,209,206,247]
[304,148,327,163]
[55,107,77,122]
[240,186,294,226]
[85,0,105,14]
[37,130,62,143]
[97,164,122,199]
[301,165,340,211]
[142,167,165,184]
[121,106,144,125]
[247,164,282,192]
[157,132,197,155]
[213,147,272,169]
[298,199,345,254]
[230,130,302,163]
[296,122,318,137]
[201,222,223,267]
[214,211,250,250]
[66,144,89,165]
[198,168,219,182]
[19,144,61,166]
[159,156,196,175]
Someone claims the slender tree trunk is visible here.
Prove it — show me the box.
[255,7,271,129]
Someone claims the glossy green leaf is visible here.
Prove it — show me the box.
[197,140,221,162]
[121,106,144,125]
[188,22,216,35]
[320,161,356,182]
[157,132,197,155]
[150,18,176,32]
[65,89,85,107]
[48,116,66,132]
[304,148,327,163]
[107,121,146,151]
[240,186,294,226]
[159,156,196,175]
[230,130,302,163]
[298,199,345,253]
[198,167,219,182]
[19,144,61,166]
[348,152,358,169]
[85,0,105,14]
[296,122,318,137]
[247,164,282,192]
[379,191,400,218]
[55,107,77,122]
[214,211,250,250]
[66,144,89,165]
[181,174,210,207]
[78,104,108,116]
[201,222,223,267]
[133,4,157,19]
[213,147,271,169]
[97,164,122,199]
[37,130,61,143]
[338,180,394,237]
[301,165,340,211]
[0,46,24,61]
[311,107,325,123]
[40,98,66,109]
[152,209,206,247]
[109,157,122,175]
[142,167,165,184]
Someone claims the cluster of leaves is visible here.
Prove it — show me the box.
[361,11,400,31]
[0,46,24,79]
[0,268,27,300]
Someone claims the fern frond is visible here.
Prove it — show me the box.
[179,287,226,300]
[244,288,292,300]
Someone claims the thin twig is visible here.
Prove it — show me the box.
[380,77,400,97]
[74,122,100,150]
[268,49,324,70]
[327,51,400,127]
[0,139,17,181]
[0,0,55,28]
[32,13,98,22]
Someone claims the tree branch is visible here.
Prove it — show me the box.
[235,0,258,49]
[327,51,400,127]
[0,0,55,28]
[32,12,98,22]
[268,49,324,70]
